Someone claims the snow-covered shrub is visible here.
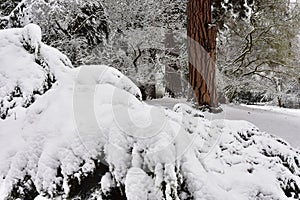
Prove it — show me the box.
[1,25,300,200]
[0,24,72,120]
[0,0,109,66]
[21,23,42,56]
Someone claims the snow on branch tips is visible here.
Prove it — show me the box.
[21,23,42,57]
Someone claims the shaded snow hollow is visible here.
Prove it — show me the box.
[0,24,300,200]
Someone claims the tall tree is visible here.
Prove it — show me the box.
[187,0,217,107]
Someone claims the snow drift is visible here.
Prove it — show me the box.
[0,24,300,200]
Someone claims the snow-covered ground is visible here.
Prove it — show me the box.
[205,104,300,149]
[148,98,300,149]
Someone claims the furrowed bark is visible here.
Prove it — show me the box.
[187,0,217,107]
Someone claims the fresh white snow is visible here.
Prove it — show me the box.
[1,24,300,200]
[205,104,300,149]
[149,98,300,149]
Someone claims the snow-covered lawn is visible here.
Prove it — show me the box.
[148,98,300,149]
[205,104,300,149]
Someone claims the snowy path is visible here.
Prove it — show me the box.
[147,98,300,148]
[205,104,300,148]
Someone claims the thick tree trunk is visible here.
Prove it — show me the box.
[187,0,217,107]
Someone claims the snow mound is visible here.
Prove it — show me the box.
[0,24,72,120]
[74,65,142,100]
[0,26,300,200]
[21,23,42,56]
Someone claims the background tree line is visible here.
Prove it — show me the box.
[1,0,300,107]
